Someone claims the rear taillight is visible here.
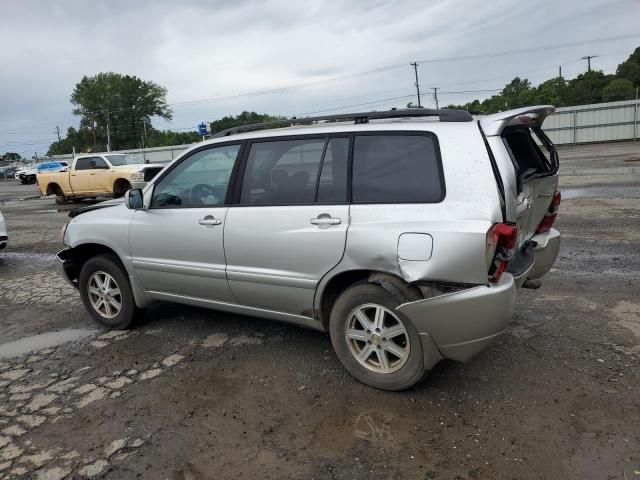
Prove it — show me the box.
[536,190,561,234]
[487,223,518,283]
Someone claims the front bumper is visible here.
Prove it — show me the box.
[528,228,561,280]
[130,181,148,190]
[397,273,516,364]
[56,248,78,289]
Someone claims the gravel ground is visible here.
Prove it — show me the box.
[0,142,639,479]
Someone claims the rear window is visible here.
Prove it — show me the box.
[352,134,443,203]
[502,127,558,181]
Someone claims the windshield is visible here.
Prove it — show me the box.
[105,154,143,166]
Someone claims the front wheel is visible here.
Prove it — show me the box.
[329,283,426,391]
[78,254,139,329]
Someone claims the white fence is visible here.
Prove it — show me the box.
[44,99,640,165]
[542,99,639,145]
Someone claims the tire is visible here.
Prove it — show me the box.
[55,196,66,205]
[329,283,426,391]
[78,254,139,329]
[113,180,131,198]
[28,176,36,184]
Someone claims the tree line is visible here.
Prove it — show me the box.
[444,47,640,113]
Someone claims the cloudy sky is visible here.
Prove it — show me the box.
[1,0,638,157]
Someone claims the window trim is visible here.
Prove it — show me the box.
[147,140,246,210]
[350,130,446,205]
[230,133,352,207]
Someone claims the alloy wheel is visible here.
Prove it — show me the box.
[345,303,410,374]
[87,271,122,319]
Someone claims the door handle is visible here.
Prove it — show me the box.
[198,215,222,227]
[310,214,341,229]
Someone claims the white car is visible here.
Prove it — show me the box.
[0,210,7,250]
[15,167,37,185]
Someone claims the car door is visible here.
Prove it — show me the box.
[501,126,559,242]
[224,136,350,316]
[89,156,113,194]
[129,143,242,303]
[70,157,94,195]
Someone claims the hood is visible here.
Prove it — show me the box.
[111,163,164,172]
[68,197,124,218]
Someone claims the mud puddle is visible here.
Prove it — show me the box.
[562,185,639,200]
[0,251,56,267]
[0,328,96,359]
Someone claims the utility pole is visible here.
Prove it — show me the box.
[558,66,562,79]
[580,55,597,72]
[55,126,61,143]
[410,62,421,107]
[142,119,147,149]
[106,111,112,152]
[432,87,439,109]
[581,55,597,104]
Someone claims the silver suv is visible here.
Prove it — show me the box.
[57,107,561,390]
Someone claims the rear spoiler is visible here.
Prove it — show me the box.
[478,105,555,136]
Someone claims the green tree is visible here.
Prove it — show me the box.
[209,111,284,134]
[1,152,22,161]
[501,77,534,109]
[533,77,567,106]
[70,72,172,151]
[146,129,201,147]
[616,47,640,87]
[602,78,635,102]
[564,71,613,105]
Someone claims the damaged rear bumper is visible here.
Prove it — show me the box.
[528,228,561,280]
[397,273,516,365]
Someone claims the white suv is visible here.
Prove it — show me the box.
[56,107,561,390]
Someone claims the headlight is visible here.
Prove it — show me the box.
[60,223,69,243]
[131,171,144,181]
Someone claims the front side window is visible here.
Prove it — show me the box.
[151,144,240,208]
[75,158,92,170]
[352,134,443,203]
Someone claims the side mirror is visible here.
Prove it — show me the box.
[125,188,145,210]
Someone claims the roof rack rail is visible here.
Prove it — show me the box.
[211,108,473,138]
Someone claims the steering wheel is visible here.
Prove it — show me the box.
[189,184,219,205]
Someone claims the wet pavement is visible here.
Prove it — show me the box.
[1,142,640,479]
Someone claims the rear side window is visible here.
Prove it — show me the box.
[352,134,443,203]
[240,138,348,205]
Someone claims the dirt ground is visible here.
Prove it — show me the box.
[1,142,639,479]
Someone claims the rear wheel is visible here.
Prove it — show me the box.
[78,254,139,329]
[329,283,426,391]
